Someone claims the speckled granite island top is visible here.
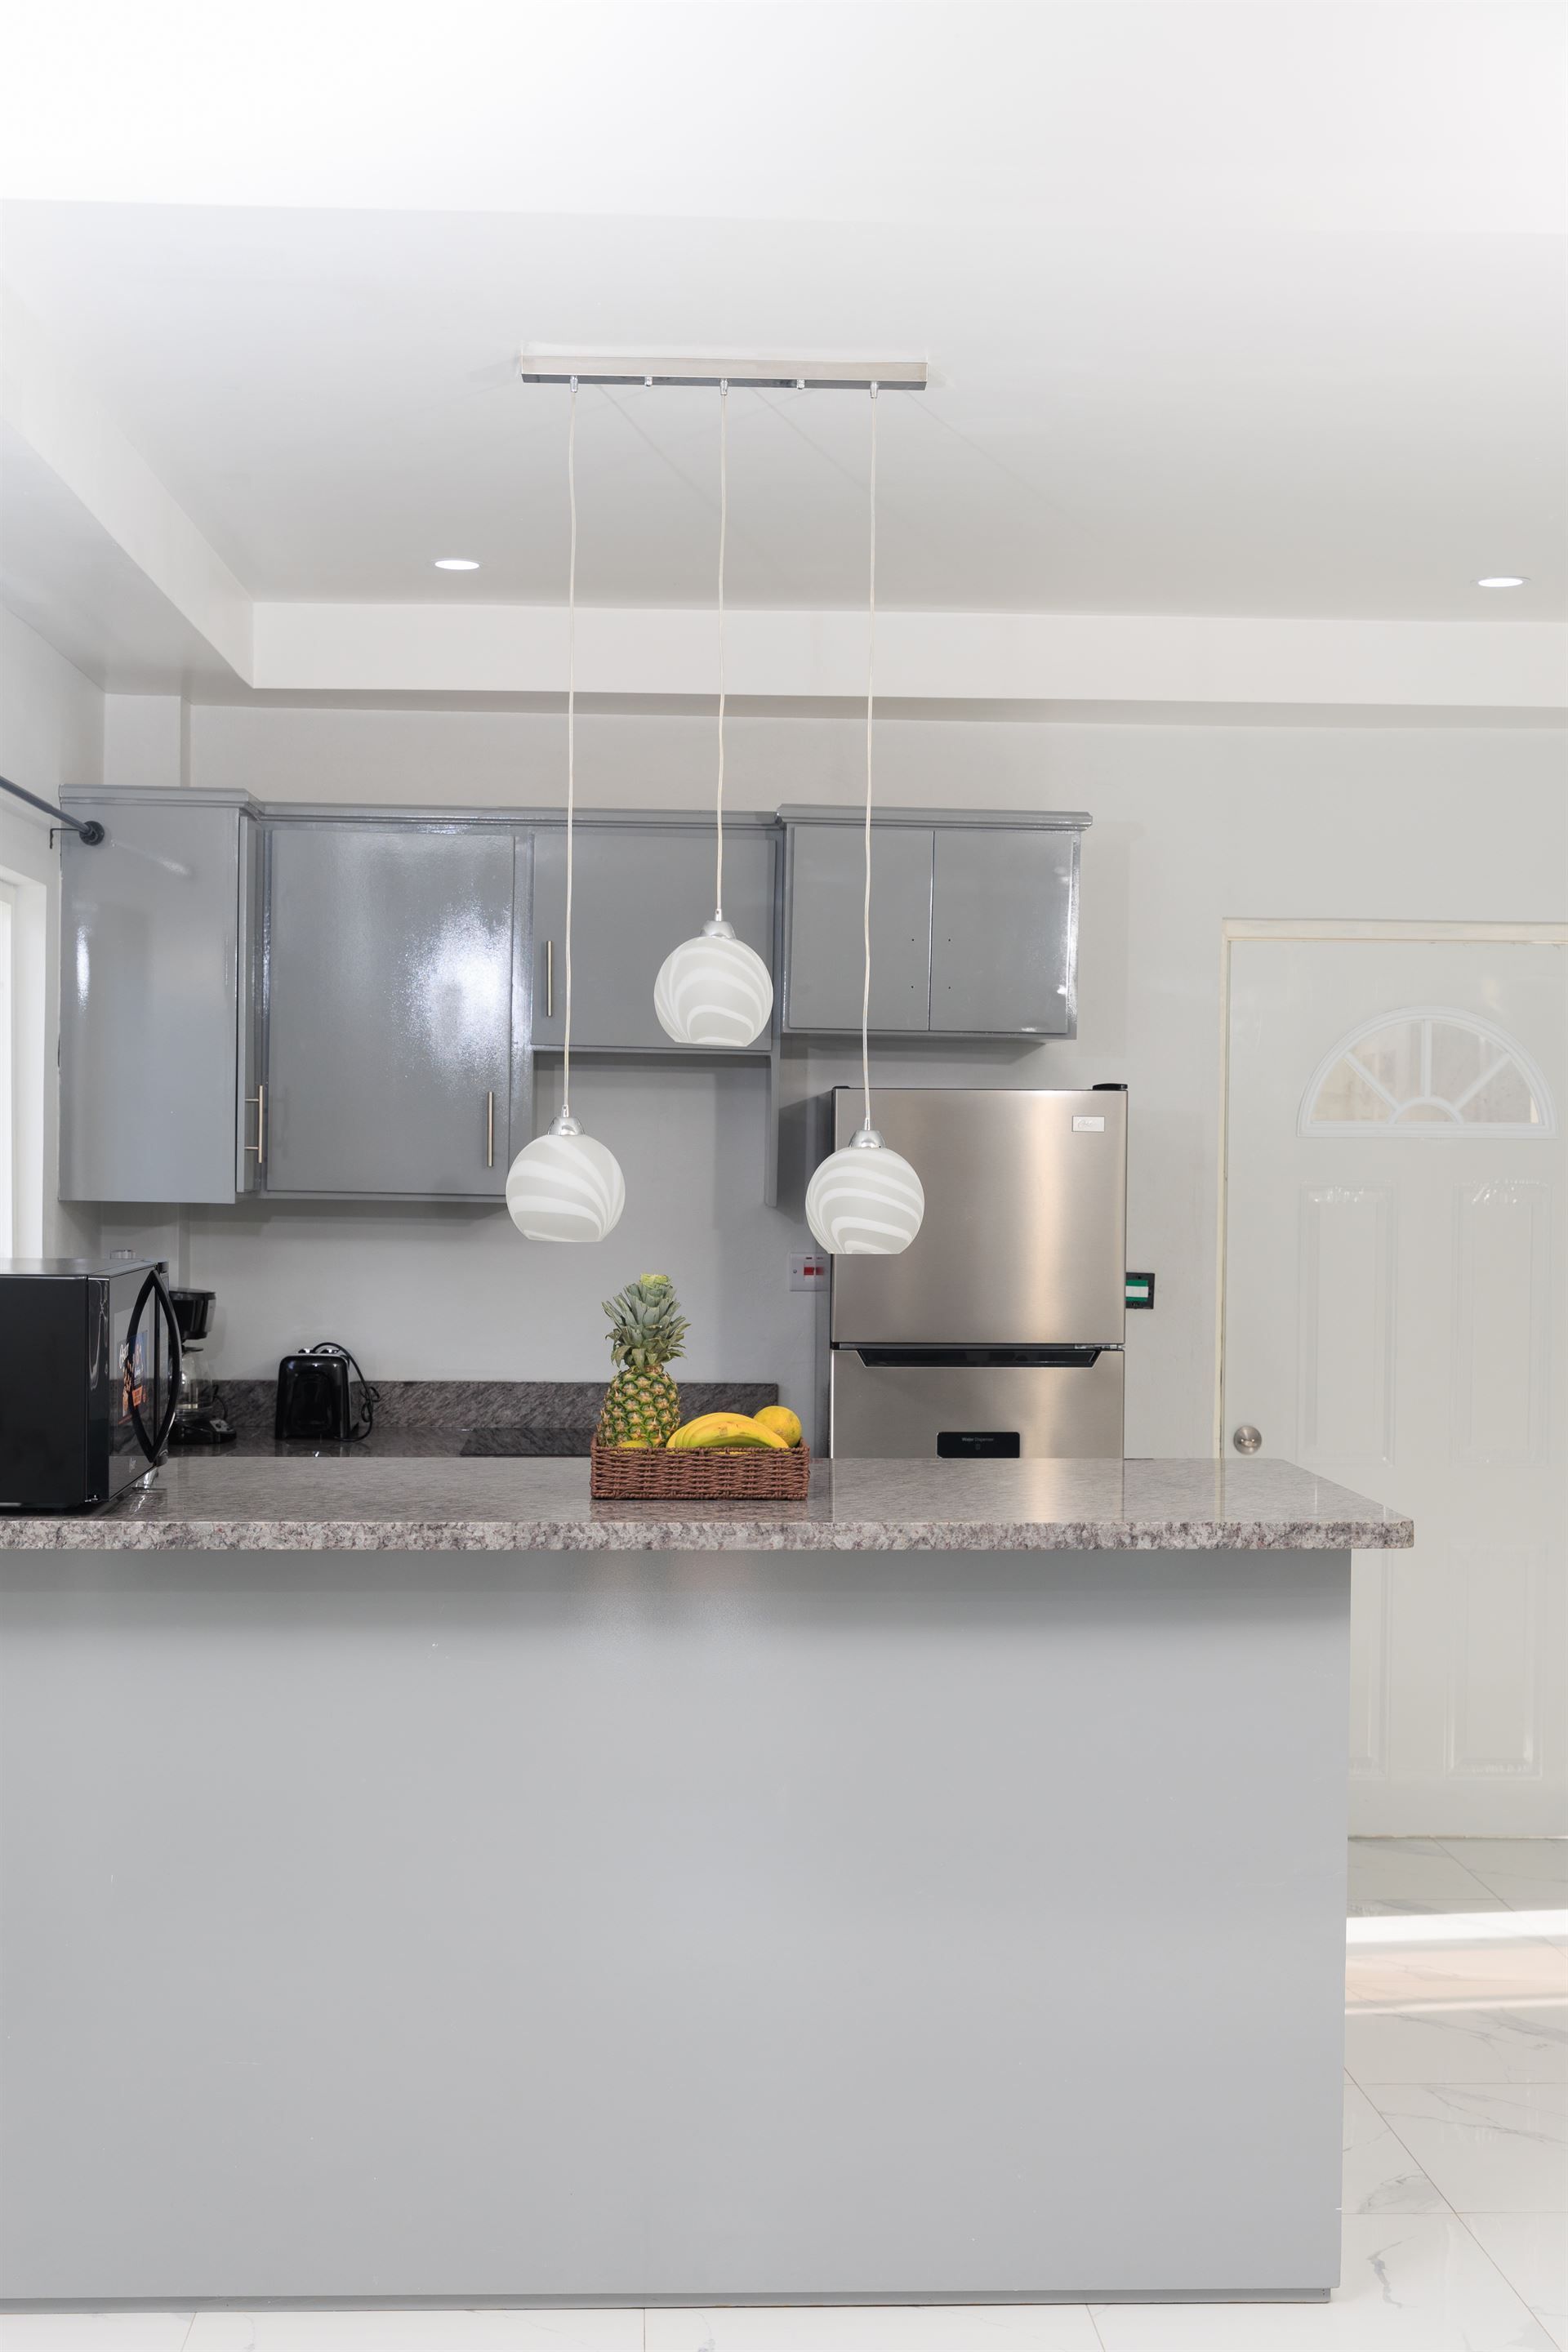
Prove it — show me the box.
[0,1456,1413,1552]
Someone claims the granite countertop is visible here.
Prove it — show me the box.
[0,1455,1414,1552]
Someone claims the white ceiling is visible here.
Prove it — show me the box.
[0,2,1563,638]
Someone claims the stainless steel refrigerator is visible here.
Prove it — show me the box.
[826,1085,1127,1459]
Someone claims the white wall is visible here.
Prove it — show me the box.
[187,702,862,808]
[185,1062,804,1396]
[169,701,1568,1453]
[103,692,187,789]
[0,608,103,1257]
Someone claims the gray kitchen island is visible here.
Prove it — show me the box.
[0,1457,1410,2310]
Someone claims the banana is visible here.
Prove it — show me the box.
[666,1412,790,1452]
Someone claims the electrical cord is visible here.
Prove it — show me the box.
[562,376,577,1121]
[715,378,728,924]
[862,382,878,1133]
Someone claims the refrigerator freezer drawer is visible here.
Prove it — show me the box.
[831,1348,1125,1460]
[830,1087,1127,1345]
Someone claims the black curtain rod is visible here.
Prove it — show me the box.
[0,775,104,845]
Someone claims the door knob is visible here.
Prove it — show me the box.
[1232,1424,1263,1454]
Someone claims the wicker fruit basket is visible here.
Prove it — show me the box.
[590,1439,811,1502]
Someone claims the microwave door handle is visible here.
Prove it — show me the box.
[151,1272,183,1456]
[126,1270,183,1463]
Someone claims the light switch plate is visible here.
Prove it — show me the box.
[790,1252,829,1292]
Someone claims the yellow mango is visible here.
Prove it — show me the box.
[753,1405,803,1448]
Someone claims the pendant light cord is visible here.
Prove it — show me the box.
[862,383,879,1133]
[563,377,578,1116]
[715,380,728,923]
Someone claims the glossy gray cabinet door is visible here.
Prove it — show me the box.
[59,800,247,1205]
[784,824,933,1031]
[235,816,265,1193]
[929,828,1078,1035]
[531,826,774,1051]
[265,826,512,1196]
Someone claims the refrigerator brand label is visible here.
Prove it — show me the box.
[1072,1116,1106,1132]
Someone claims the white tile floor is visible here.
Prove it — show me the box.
[2,1839,1563,2352]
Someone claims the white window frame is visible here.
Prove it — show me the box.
[0,854,50,1261]
[1298,1003,1557,1139]
[0,880,12,1254]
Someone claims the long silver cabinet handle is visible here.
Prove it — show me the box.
[546,938,554,1019]
[487,1089,495,1169]
[245,1082,266,1167]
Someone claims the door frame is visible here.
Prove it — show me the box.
[1214,918,1568,1456]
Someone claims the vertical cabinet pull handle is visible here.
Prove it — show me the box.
[486,1089,495,1169]
[245,1082,266,1168]
[545,938,554,1019]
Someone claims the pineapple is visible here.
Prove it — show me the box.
[596,1273,688,1449]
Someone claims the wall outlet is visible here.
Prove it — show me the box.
[790,1252,829,1292]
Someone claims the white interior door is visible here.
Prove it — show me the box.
[1223,933,1566,1834]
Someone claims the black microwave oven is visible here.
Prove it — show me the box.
[0,1258,182,1510]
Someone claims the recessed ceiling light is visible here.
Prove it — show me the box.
[1477,575,1526,588]
[434,557,480,571]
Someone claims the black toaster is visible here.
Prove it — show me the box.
[274,1344,376,1442]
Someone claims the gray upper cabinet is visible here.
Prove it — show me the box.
[59,793,252,1205]
[531,823,775,1051]
[784,822,934,1031]
[264,825,514,1196]
[235,816,265,1192]
[929,827,1078,1035]
[58,798,1085,1206]
[783,811,1085,1037]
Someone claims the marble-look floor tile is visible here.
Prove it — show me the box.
[1346,1936,1568,2011]
[1344,2002,1568,2085]
[1350,1893,1511,1919]
[1341,2082,1447,2213]
[1441,1842,1568,1915]
[0,2323,194,2351]
[644,2307,1102,2350]
[1462,2215,1568,2350]
[1348,1839,1503,1918]
[1363,2082,1567,2213]
[1089,2215,1554,2347]
[184,2315,642,2350]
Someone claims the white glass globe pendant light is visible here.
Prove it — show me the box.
[506,381,626,1245]
[804,388,924,1257]
[653,383,775,1048]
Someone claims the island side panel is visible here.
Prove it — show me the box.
[0,1545,1350,2303]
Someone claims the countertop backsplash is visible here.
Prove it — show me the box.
[205,1379,780,1458]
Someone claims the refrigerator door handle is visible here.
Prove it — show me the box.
[845,1344,1108,1370]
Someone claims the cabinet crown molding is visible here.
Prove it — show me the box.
[777,804,1092,831]
[63,790,1091,835]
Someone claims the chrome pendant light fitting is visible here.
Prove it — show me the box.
[804,388,924,1257]
[510,353,926,1245]
[654,382,775,1049]
[506,380,626,1244]
[519,353,927,393]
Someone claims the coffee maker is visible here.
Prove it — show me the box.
[168,1289,236,1446]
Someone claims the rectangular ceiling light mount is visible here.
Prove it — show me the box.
[518,352,928,392]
